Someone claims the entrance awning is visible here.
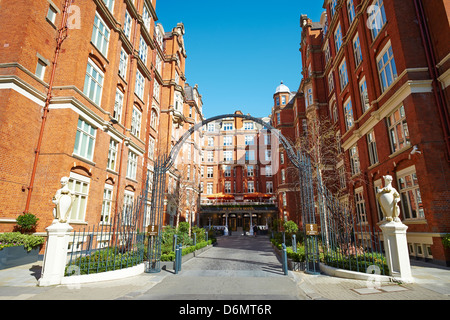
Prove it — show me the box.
[206,192,235,200]
[243,192,271,199]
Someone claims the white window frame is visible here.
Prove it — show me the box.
[73,118,96,161]
[247,165,254,177]
[223,136,232,146]
[397,166,425,220]
[328,72,334,93]
[386,105,410,153]
[91,12,110,57]
[84,58,104,105]
[135,70,145,100]
[123,10,132,39]
[114,89,123,123]
[247,181,254,193]
[68,172,90,223]
[224,181,231,194]
[343,98,354,131]
[354,187,367,224]
[107,138,118,171]
[139,36,148,65]
[347,0,356,24]
[373,179,384,221]
[101,184,114,223]
[334,23,343,53]
[46,4,57,25]
[119,48,128,79]
[367,130,379,165]
[264,165,272,177]
[126,150,138,180]
[148,135,155,160]
[207,166,214,178]
[353,34,362,67]
[338,59,349,90]
[266,181,273,193]
[142,3,151,31]
[245,135,254,145]
[102,0,114,12]
[243,122,254,130]
[35,60,47,82]
[223,122,233,131]
[131,106,142,138]
[368,0,387,40]
[206,183,213,195]
[245,150,255,161]
[359,77,369,113]
[377,42,398,92]
[150,109,158,129]
[207,151,214,162]
[349,144,361,175]
[224,165,231,177]
[123,190,135,223]
[224,150,233,162]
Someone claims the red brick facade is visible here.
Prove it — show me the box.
[278,0,449,265]
[0,0,204,236]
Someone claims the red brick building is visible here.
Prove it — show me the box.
[199,111,278,234]
[0,0,204,234]
[280,0,449,265]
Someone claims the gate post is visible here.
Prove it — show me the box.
[38,222,73,286]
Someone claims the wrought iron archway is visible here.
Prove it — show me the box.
[146,113,320,274]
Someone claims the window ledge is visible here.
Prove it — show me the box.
[72,153,96,166]
[403,218,427,225]
[388,145,412,158]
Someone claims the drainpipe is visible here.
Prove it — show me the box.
[414,0,450,163]
[24,0,71,213]
[114,0,142,215]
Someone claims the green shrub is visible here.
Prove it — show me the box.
[284,220,298,235]
[160,240,213,261]
[66,247,143,275]
[15,213,39,233]
[323,252,389,275]
[443,234,450,249]
[0,232,45,252]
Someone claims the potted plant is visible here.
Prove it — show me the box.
[0,212,43,269]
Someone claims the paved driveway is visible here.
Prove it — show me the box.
[134,235,307,300]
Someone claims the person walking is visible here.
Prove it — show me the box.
[253,224,258,237]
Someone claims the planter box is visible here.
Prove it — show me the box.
[0,246,40,270]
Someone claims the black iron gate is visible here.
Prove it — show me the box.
[144,113,385,276]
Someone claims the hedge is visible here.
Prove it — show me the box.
[0,232,45,252]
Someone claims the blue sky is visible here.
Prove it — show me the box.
[155,1,325,119]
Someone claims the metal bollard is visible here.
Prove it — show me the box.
[282,243,288,275]
[177,244,182,272]
[174,244,179,274]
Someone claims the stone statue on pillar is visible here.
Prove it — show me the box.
[377,175,414,283]
[52,176,75,224]
[39,177,75,286]
[376,175,401,222]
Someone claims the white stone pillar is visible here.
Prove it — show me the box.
[38,222,73,286]
[380,221,414,283]
[249,214,254,236]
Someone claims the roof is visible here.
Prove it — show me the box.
[275,81,290,94]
